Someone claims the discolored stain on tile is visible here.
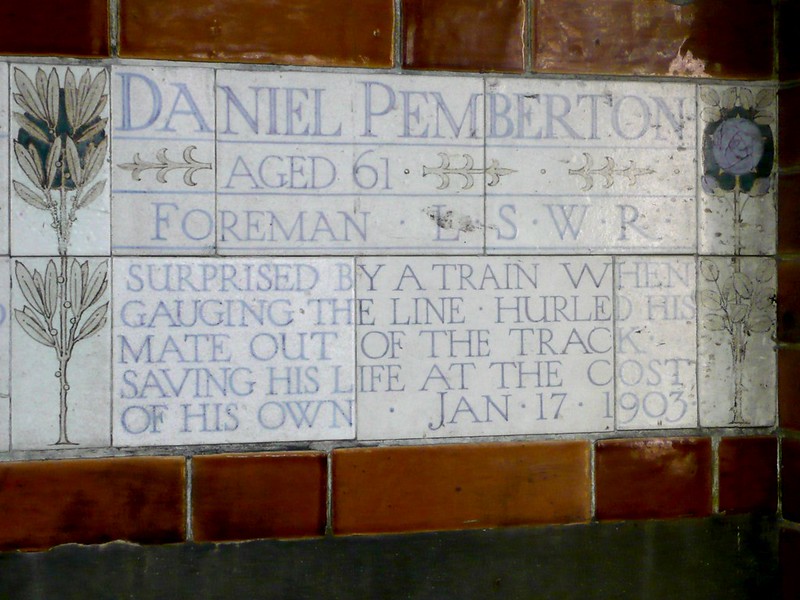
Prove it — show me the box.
[718,436,777,515]
[596,438,712,520]
[119,0,393,67]
[403,0,524,72]
[332,441,590,534]
[0,457,185,551]
[534,0,773,78]
[192,453,327,542]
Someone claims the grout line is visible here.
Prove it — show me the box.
[185,455,193,541]
[589,439,596,520]
[326,450,334,536]
[525,0,534,73]
[393,0,403,71]
[109,0,120,58]
[711,435,720,514]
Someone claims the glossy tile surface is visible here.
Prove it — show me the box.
[698,257,776,427]
[111,66,215,255]
[779,174,800,254]
[0,0,109,57]
[333,441,590,534]
[485,78,696,254]
[120,0,393,67]
[403,0,524,72]
[112,257,355,446]
[192,453,327,541]
[779,87,800,168]
[534,0,773,79]
[782,438,800,522]
[778,260,800,344]
[356,256,614,440]
[0,457,184,551]
[718,436,777,515]
[779,349,800,430]
[11,257,111,449]
[595,437,712,520]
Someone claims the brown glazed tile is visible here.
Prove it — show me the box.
[778,260,800,344]
[781,349,800,430]
[779,0,800,81]
[718,437,777,514]
[0,0,109,57]
[781,527,800,599]
[779,174,800,254]
[783,438,800,522]
[403,0,524,72]
[120,0,393,67]
[332,441,590,535]
[534,0,773,78]
[192,453,327,542]
[0,457,185,551]
[779,87,800,168]
[595,438,712,520]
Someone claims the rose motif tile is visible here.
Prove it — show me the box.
[111,65,215,255]
[698,85,776,256]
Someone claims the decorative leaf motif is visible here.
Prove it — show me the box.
[754,114,774,125]
[699,87,720,106]
[80,70,107,126]
[76,180,105,210]
[44,260,58,319]
[754,291,775,311]
[13,181,48,211]
[68,258,84,318]
[14,261,46,315]
[755,88,775,109]
[700,260,720,282]
[738,88,754,110]
[704,313,727,332]
[754,260,774,284]
[15,307,55,348]
[731,272,753,299]
[83,261,108,308]
[73,118,107,144]
[74,302,108,343]
[64,136,82,186]
[699,289,723,310]
[13,68,47,123]
[14,141,44,188]
[13,112,50,143]
[45,137,62,188]
[82,139,107,185]
[749,316,773,333]
[45,69,59,129]
[700,106,721,123]
[729,303,749,323]
[720,87,737,109]
[64,68,78,130]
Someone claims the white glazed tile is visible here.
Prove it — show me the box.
[0,259,9,451]
[10,65,110,256]
[698,85,776,256]
[111,65,215,255]
[485,78,696,254]
[698,257,776,427]
[112,257,355,446]
[11,257,111,449]
[614,257,697,430]
[0,63,8,255]
[356,256,615,440]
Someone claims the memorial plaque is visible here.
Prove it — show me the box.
[111,65,216,255]
[485,78,696,254]
[615,256,697,430]
[113,257,355,446]
[356,256,615,440]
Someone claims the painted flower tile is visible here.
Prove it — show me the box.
[111,65,215,255]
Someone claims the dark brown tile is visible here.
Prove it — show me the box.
[120,0,393,67]
[0,457,185,551]
[779,86,800,168]
[534,0,773,78]
[403,0,524,72]
[781,527,800,599]
[333,441,590,535]
[783,438,800,522]
[778,260,800,344]
[596,438,712,520]
[779,173,800,253]
[779,0,800,81]
[0,0,108,57]
[192,453,326,542]
[718,437,777,515]
[781,349,800,430]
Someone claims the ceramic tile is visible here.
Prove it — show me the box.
[0,259,9,451]
[780,87,800,169]
[402,0,524,72]
[779,348,800,430]
[780,0,800,81]
[485,78,696,254]
[778,260,800,344]
[112,257,355,446]
[217,71,484,254]
[718,436,777,515]
[614,257,697,430]
[779,174,800,254]
[698,257,776,427]
[783,438,800,522]
[10,65,110,256]
[356,256,614,440]
[11,257,111,449]
[0,0,109,57]
[111,66,215,255]
[119,0,393,68]
[698,85,776,256]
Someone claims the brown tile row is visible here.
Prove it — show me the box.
[0,437,781,551]
[0,0,780,78]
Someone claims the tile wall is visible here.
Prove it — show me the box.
[0,3,792,585]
